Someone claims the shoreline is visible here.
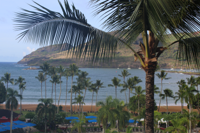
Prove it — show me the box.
[0,104,195,113]
[165,70,200,75]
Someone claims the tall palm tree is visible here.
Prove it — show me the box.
[123,78,134,105]
[64,68,71,112]
[88,84,97,112]
[95,80,104,112]
[108,77,121,99]
[68,63,79,115]
[1,73,14,89]
[0,82,6,104]
[97,96,117,133]
[175,89,186,114]
[35,72,46,98]
[132,86,145,115]
[36,98,56,133]
[6,88,22,133]
[159,88,174,129]
[156,70,170,111]
[48,66,57,99]
[154,85,160,95]
[196,77,200,115]
[118,69,131,103]
[184,84,198,133]
[57,65,65,113]
[40,62,50,98]
[50,74,60,105]
[15,1,200,132]
[72,95,84,117]
[15,76,26,114]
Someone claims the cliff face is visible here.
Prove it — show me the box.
[18,34,180,68]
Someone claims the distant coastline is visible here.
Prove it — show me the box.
[165,70,200,75]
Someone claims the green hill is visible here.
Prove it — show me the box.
[18,34,183,69]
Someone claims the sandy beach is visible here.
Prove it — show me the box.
[0,104,197,113]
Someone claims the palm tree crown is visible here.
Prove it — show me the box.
[108,77,121,99]
[1,73,14,89]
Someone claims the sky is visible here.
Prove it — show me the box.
[0,0,103,62]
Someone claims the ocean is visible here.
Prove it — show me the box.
[0,62,197,106]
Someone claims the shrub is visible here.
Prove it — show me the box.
[25,112,35,119]
[18,117,25,121]
[59,105,63,111]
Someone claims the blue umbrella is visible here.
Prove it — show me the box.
[2,126,16,130]
[88,119,97,123]
[65,116,79,120]
[0,129,6,132]
[128,120,138,123]
[85,116,97,119]
[13,120,26,125]
[13,125,27,128]
[22,123,36,127]
[70,120,80,123]
[1,122,10,126]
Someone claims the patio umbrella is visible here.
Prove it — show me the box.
[0,129,6,132]
[88,119,97,123]
[85,116,97,119]
[128,120,138,123]
[22,123,36,127]
[13,120,26,125]
[65,116,79,120]
[1,126,16,130]
[13,125,27,128]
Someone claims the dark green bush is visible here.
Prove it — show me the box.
[25,112,35,119]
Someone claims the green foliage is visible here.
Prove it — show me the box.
[25,112,35,119]
[59,105,62,111]
[0,82,6,104]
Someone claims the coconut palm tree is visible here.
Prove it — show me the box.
[68,63,79,114]
[97,96,117,133]
[57,65,65,113]
[88,84,98,112]
[64,68,71,112]
[1,72,14,89]
[175,89,186,114]
[6,88,22,133]
[196,77,200,115]
[15,76,26,114]
[187,76,196,87]
[40,62,50,98]
[108,77,121,99]
[159,88,174,128]
[132,86,145,115]
[15,1,200,132]
[156,70,171,111]
[118,69,131,103]
[164,117,187,133]
[154,85,160,95]
[48,66,57,99]
[0,82,6,104]
[184,84,198,133]
[50,74,60,105]
[95,80,104,112]
[35,72,46,98]
[123,78,134,105]
[72,95,84,117]
[36,98,56,133]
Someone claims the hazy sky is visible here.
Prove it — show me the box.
[0,0,103,62]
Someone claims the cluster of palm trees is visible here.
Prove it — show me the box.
[1,73,26,115]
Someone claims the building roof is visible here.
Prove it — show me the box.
[0,109,19,119]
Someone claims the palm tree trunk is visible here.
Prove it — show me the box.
[82,88,87,119]
[70,76,73,115]
[51,83,53,100]
[197,85,199,116]
[55,83,56,105]
[58,80,62,113]
[166,96,168,129]
[7,82,8,90]
[74,93,76,112]
[138,96,140,116]
[91,91,94,112]
[189,102,192,133]
[181,98,183,114]
[41,82,43,98]
[95,91,98,112]
[158,79,162,112]
[20,89,22,115]
[45,76,46,98]
[145,68,155,133]
[65,77,68,112]
[115,86,117,99]
[10,109,13,133]
[79,102,81,117]
[125,91,127,104]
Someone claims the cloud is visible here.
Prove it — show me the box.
[23,52,26,56]
[27,47,35,53]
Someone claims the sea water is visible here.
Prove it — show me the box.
[0,62,196,106]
